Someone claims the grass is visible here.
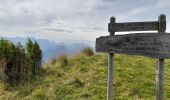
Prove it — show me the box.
[81,47,94,56]
[0,53,170,100]
[57,54,68,67]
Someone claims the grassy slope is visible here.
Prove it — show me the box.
[0,54,170,100]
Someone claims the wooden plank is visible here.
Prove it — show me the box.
[109,21,158,32]
[96,33,170,59]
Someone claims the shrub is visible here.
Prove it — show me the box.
[57,54,68,67]
[50,58,57,65]
[4,42,32,84]
[81,47,94,56]
[0,38,42,85]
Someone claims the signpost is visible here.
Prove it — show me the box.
[107,17,115,100]
[96,33,170,58]
[96,14,168,100]
[157,14,166,100]
[109,21,158,32]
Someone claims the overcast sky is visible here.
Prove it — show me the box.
[0,0,170,42]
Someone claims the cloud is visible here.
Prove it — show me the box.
[0,0,102,29]
[0,0,169,42]
[43,28,74,33]
[155,0,170,8]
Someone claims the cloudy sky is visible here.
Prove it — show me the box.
[0,0,170,42]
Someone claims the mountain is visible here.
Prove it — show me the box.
[43,45,67,62]
[58,42,89,56]
[0,53,170,99]
[0,37,91,62]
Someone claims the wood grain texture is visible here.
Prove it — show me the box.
[109,21,159,32]
[96,33,170,59]
[156,14,166,100]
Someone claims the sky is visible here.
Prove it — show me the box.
[0,0,170,43]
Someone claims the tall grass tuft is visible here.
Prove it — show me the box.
[69,78,84,88]
[57,54,68,67]
[81,47,94,56]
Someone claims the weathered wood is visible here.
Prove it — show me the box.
[158,14,166,33]
[109,21,158,32]
[107,17,115,100]
[109,17,115,35]
[96,33,170,59]
[156,59,164,100]
[156,14,166,100]
[98,14,168,100]
[108,53,114,100]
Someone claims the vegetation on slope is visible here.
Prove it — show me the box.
[0,48,170,100]
[0,38,42,85]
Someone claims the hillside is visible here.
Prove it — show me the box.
[0,53,170,100]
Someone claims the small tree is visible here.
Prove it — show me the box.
[26,38,42,74]
[33,41,42,73]
[26,38,34,74]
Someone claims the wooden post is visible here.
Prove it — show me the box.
[107,17,115,100]
[108,53,114,100]
[156,14,166,100]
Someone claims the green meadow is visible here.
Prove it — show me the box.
[0,52,170,100]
